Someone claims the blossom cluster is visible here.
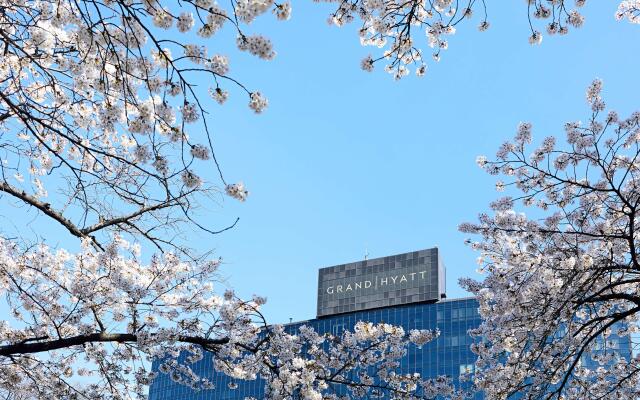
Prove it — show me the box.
[0,238,452,399]
[0,236,224,398]
[460,81,640,399]
[0,0,289,251]
[212,321,457,399]
[225,182,249,201]
[317,0,636,79]
[617,1,640,23]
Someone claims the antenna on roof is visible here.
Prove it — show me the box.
[364,245,369,261]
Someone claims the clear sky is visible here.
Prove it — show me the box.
[197,1,640,324]
[3,1,640,326]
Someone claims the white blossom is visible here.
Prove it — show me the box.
[361,55,375,72]
[616,1,640,23]
[235,0,274,23]
[248,92,268,113]
[210,87,230,104]
[181,102,200,123]
[177,12,195,32]
[461,80,640,400]
[529,31,543,45]
[225,182,249,201]
[237,35,276,60]
[273,2,292,20]
[207,54,230,75]
[190,144,210,160]
[181,170,202,188]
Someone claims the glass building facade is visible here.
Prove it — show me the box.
[148,297,483,400]
[148,247,632,399]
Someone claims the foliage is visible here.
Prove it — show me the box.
[0,0,450,397]
[461,80,640,399]
[320,0,640,78]
[0,237,448,399]
[1,0,639,397]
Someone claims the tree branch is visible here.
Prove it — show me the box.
[0,181,101,249]
[0,333,230,357]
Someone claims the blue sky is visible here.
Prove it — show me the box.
[2,1,640,326]
[198,1,640,324]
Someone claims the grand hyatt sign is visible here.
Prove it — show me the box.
[316,248,444,317]
[324,270,429,294]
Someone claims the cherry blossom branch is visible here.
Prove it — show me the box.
[0,181,100,248]
[461,80,640,399]
[0,333,231,357]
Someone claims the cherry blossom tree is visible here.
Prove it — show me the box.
[0,0,451,398]
[0,236,453,399]
[318,0,640,79]
[1,0,639,396]
[460,80,640,399]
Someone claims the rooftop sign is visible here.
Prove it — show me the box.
[316,248,445,317]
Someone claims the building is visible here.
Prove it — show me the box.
[149,248,483,400]
[147,247,631,400]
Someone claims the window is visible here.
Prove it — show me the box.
[451,306,478,321]
[459,364,475,375]
[332,323,346,336]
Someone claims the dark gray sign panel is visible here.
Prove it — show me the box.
[316,248,445,317]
